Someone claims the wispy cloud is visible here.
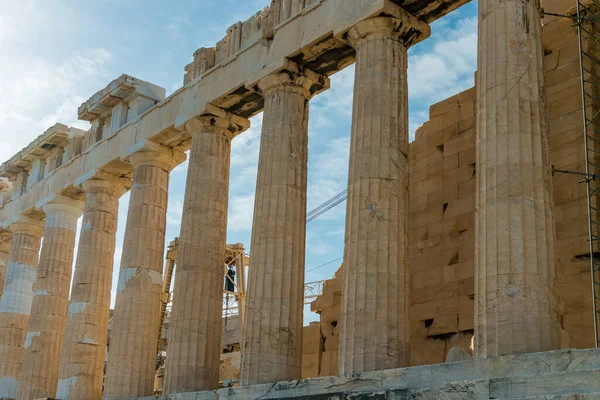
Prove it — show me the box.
[408,16,477,104]
[0,48,114,161]
[227,193,256,233]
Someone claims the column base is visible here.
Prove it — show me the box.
[132,349,600,399]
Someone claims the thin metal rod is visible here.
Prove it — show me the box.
[552,167,596,178]
[577,0,600,348]
[541,11,576,19]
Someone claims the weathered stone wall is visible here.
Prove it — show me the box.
[408,87,477,366]
[544,7,595,349]
[302,267,341,378]
[301,2,597,369]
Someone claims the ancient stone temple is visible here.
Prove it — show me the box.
[1,0,600,399]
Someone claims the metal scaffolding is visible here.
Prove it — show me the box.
[157,240,331,342]
[551,0,600,347]
[304,280,326,304]
[576,0,600,348]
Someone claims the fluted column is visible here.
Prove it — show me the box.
[0,218,44,399]
[475,0,560,357]
[104,144,184,399]
[165,109,249,394]
[57,176,128,400]
[18,196,84,400]
[0,236,10,298]
[338,15,429,375]
[240,67,329,385]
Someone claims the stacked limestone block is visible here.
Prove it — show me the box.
[300,88,478,369]
[296,0,594,374]
[311,271,341,377]
[300,268,341,378]
[301,322,322,378]
[543,6,595,349]
[319,319,340,377]
[408,88,477,365]
[218,315,243,384]
[219,352,241,383]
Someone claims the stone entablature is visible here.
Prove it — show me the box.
[0,0,466,230]
[134,349,600,400]
[78,74,166,151]
[0,124,86,205]
[183,0,321,85]
[77,74,165,122]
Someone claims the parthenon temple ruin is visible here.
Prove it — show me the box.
[3,0,600,398]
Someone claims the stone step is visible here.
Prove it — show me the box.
[500,394,600,400]
[138,350,600,400]
[428,369,600,400]
[371,349,600,392]
[507,394,600,400]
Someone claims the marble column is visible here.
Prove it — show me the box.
[338,15,429,375]
[104,145,184,400]
[57,176,128,400]
[18,196,84,400]
[165,110,248,394]
[475,0,560,357]
[240,68,329,385]
[0,236,10,298]
[0,218,44,399]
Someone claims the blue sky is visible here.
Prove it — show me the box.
[0,0,478,323]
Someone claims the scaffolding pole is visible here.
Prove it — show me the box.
[577,0,600,348]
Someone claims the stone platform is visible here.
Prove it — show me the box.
[137,349,600,399]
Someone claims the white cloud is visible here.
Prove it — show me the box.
[310,66,355,134]
[227,193,256,233]
[408,17,477,103]
[167,198,185,227]
[226,113,262,234]
[164,15,194,41]
[307,136,350,211]
[231,114,262,167]
[0,48,114,161]
[306,231,337,255]
[409,110,430,142]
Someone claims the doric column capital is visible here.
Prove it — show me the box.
[37,195,85,218]
[257,61,330,100]
[81,178,128,197]
[75,170,131,198]
[125,141,187,172]
[7,216,45,237]
[348,14,430,49]
[184,104,250,140]
[0,232,11,254]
